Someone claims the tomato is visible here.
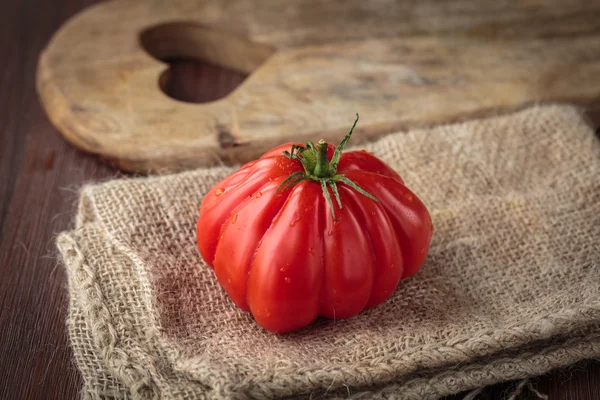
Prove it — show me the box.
[197,115,433,333]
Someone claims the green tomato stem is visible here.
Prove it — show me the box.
[312,140,331,178]
[276,114,378,219]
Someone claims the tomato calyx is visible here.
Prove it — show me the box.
[276,114,378,219]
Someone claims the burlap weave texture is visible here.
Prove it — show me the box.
[58,105,600,399]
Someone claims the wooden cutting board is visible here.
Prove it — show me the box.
[37,0,600,173]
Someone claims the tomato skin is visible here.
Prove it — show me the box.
[344,171,433,278]
[319,188,374,319]
[247,181,324,333]
[196,144,433,333]
[197,156,302,266]
[340,185,404,307]
[213,176,292,311]
[337,150,404,183]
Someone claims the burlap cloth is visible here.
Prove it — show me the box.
[58,105,600,400]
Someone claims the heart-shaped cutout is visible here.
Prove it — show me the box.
[139,21,275,103]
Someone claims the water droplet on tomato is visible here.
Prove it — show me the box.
[308,247,315,255]
[280,267,286,272]
[285,277,291,284]
[219,235,224,240]
[265,310,271,317]
[215,188,225,196]
[420,247,426,254]
[255,191,262,198]
[332,289,337,295]
[232,214,238,224]
[290,216,301,227]
[227,278,232,284]
[327,230,334,236]
[371,211,376,216]
[404,192,413,202]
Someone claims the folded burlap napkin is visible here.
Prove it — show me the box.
[58,105,600,400]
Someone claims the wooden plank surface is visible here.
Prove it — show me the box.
[37,0,600,173]
[2,0,600,399]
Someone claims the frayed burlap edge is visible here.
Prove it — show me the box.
[61,225,600,399]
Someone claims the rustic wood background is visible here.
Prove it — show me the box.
[37,0,600,173]
[1,0,599,399]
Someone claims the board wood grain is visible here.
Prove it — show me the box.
[37,0,600,172]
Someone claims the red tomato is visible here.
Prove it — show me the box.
[197,116,433,333]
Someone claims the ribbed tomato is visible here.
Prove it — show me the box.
[197,116,433,333]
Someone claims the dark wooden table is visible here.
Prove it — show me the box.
[1,0,599,399]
